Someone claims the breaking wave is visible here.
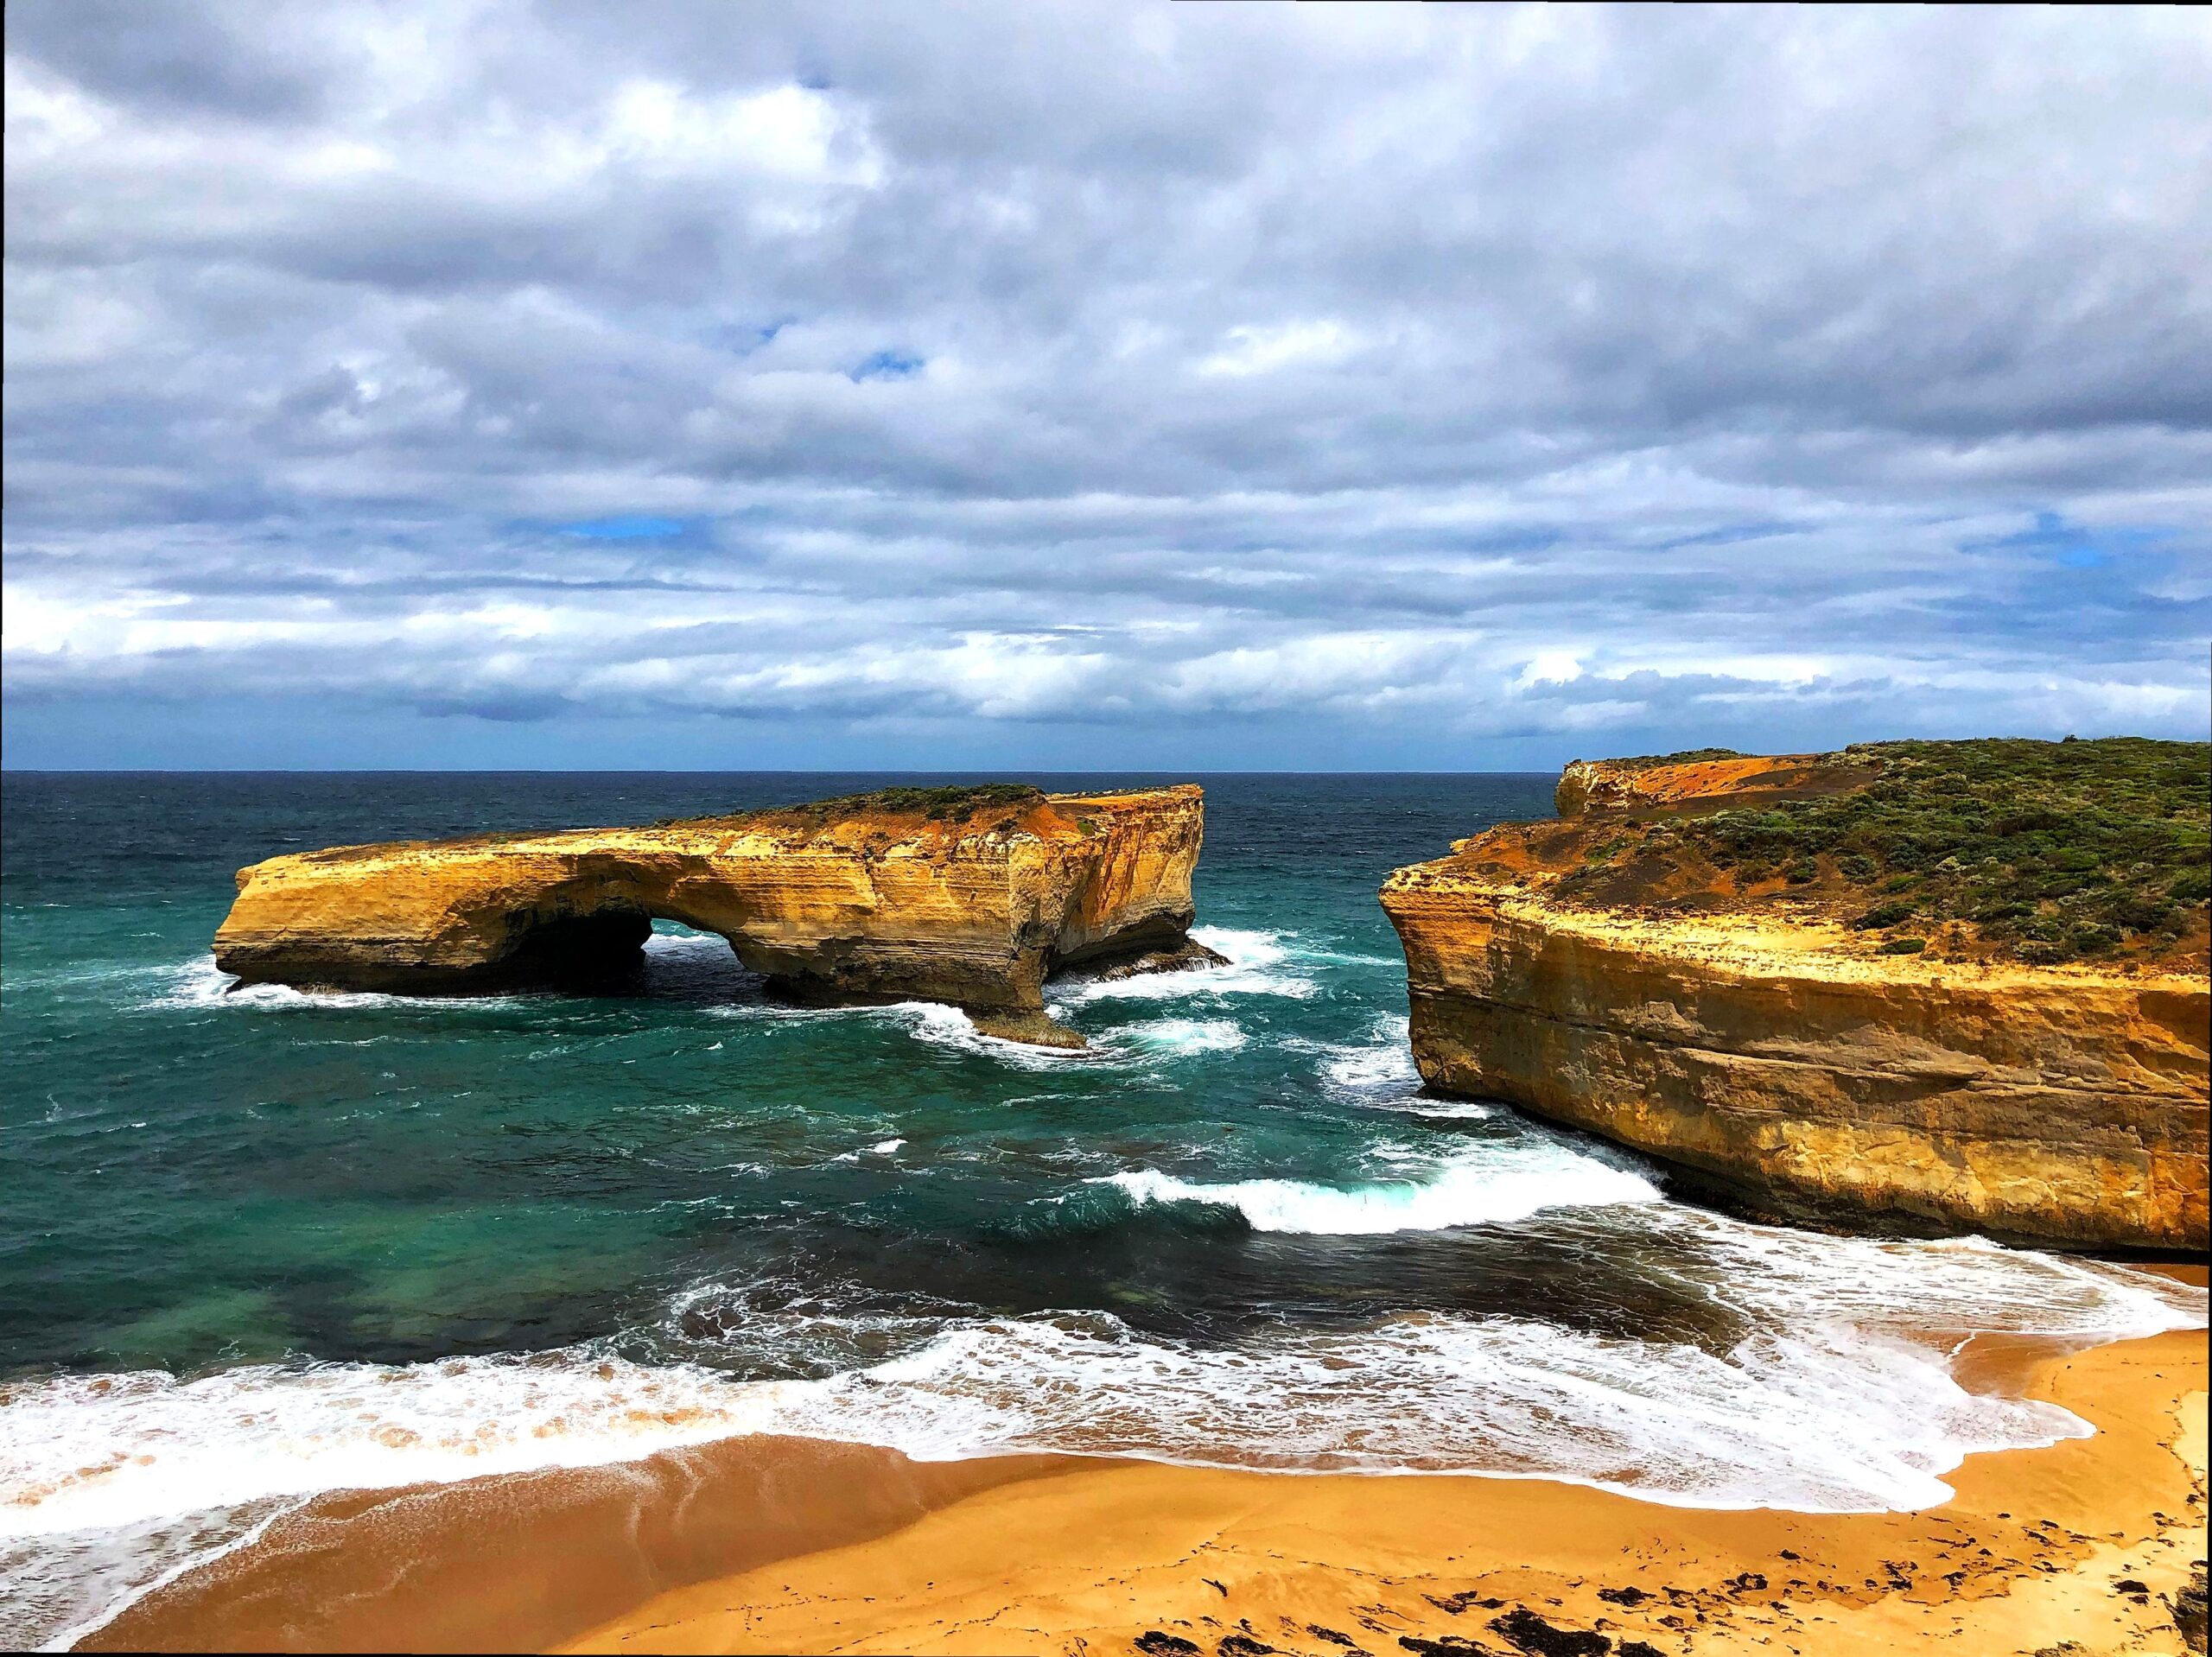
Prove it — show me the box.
[1054,927,1317,1004]
[1092,1136,1662,1234]
[3,1228,2200,1647]
[4,1254,2198,1554]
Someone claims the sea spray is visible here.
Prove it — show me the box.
[1090,1138,1663,1234]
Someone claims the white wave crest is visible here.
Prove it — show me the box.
[891,1003,1096,1067]
[1657,1210,2212,1338]
[1291,1013,1421,1089]
[1091,1136,1664,1234]
[0,1250,2200,1653]
[1,1499,307,1654]
[803,1313,2098,1512]
[641,929,735,958]
[1054,927,1316,1004]
[1370,1098,1495,1120]
[0,1355,798,1543]
[138,955,529,1014]
[1117,1018,1249,1055]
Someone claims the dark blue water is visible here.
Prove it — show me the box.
[2,773,2200,1647]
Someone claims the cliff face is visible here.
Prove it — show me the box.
[1382,748,2209,1251]
[213,785,1208,1044]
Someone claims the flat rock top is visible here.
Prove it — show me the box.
[1390,739,2209,981]
[257,784,1200,873]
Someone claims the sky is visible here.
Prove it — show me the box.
[4,3,2209,771]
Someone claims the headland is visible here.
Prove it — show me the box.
[1381,740,2211,1250]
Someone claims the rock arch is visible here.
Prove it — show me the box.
[213,785,1214,1045]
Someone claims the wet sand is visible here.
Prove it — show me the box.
[82,1437,1074,1653]
[88,1322,2208,1655]
[550,1329,2209,1657]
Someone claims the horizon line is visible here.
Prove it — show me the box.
[0,765,1566,778]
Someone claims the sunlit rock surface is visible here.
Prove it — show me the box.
[214,784,1209,1046]
[1382,750,2209,1250]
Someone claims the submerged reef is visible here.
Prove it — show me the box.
[1382,740,2210,1250]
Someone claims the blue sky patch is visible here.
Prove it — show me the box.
[850,351,925,383]
[558,517,687,541]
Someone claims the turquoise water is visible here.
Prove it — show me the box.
[2,773,2202,1647]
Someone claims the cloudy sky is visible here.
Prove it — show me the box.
[4,3,2208,771]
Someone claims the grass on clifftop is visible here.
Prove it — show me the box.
[1653,737,2209,964]
[1584,746,1745,769]
[652,783,1046,831]
[796,783,1045,818]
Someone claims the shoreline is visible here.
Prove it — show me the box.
[81,1307,2208,1655]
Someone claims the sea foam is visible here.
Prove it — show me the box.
[139,955,531,1014]
[1,1241,2201,1649]
[1053,927,1317,1004]
[8,1252,2196,1555]
[1093,1134,1662,1234]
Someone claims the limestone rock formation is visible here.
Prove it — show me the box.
[1382,745,2209,1250]
[214,784,1211,1046]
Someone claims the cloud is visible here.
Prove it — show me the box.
[3,2,2209,767]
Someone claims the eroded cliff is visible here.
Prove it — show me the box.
[1382,741,2209,1250]
[214,784,1212,1045]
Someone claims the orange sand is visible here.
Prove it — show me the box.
[563,1330,2208,1657]
[84,1321,2208,1655]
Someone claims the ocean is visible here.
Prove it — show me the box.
[2,771,2202,1649]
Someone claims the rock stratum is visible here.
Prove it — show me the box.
[213,784,1212,1046]
[1382,742,2210,1251]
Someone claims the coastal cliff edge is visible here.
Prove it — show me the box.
[1381,741,2209,1250]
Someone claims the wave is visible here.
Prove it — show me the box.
[704,998,1103,1069]
[1284,1013,1422,1091]
[807,1312,2099,1510]
[10,1258,2197,1556]
[137,955,532,1015]
[3,1249,2200,1647]
[640,929,734,958]
[737,1003,1245,1070]
[1654,1211,2209,1339]
[890,1003,1096,1067]
[1053,927,1317,1004]
[1368,1098,1495,1120]
[831,1138,907,1163]
[0,1355,796,1543]
[1116,1017,1249,1055]
[1090,1135,1664,1234]
[2,1500,306,1654]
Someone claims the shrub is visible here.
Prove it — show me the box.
[1851,899,1919,930]
[1667,737,2206,963]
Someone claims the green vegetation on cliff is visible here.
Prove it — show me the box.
[655,783,1046,831]
[785,783,1044,820]
[1586,746,1745,768]
[1664,737,2209,962]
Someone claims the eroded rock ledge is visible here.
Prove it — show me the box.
[213,784,1214,1046]
[1381,746,2209,1250]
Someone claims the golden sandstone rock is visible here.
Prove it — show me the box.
[213,784,1211,1046]
[1382,749,2209,1251]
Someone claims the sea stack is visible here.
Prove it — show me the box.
[213,784,1215,1046]
[1380,740,2210,1251]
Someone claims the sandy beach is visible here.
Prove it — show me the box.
[86,1313,2206,1656]
[558,1328,2209,1657]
